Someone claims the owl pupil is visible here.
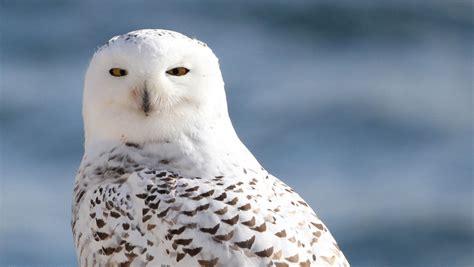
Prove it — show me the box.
[109,68,127,77]
[166,67,189,76]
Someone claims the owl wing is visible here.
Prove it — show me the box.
[72,167,348,267]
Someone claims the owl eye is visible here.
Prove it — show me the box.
[166,67,189,76]
[109,68,128,77]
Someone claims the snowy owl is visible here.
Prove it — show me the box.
[72,29,349,267]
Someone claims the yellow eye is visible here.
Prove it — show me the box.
[166,67,189,76]
[109,68,128,77]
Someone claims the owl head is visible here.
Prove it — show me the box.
[83,29,229,146]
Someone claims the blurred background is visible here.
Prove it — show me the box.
[0,0,472,266]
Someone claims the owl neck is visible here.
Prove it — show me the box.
[83,113,261,177]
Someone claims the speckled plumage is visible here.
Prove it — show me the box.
[72,29,349,267]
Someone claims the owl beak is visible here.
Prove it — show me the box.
[142,88,151,116]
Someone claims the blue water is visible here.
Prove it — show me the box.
[1,1,472,266]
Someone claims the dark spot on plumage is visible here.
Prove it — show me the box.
[142,214,152,222]
[110,211,121,218]
[147,224,156,230]
[156,171,167,177]
[225,185,236,191]
[157,183,170,188]
[251,222,267,232]
[125,142,140,149]
[159,159,170,164]
[185,186,199,192]
[142,208,150,216]
[96,219,105,228]
[275,229,287,237]
[125,243,136,252]
[183,246,202,257]
[311,222,324,230]
[164,198,176,204]
[192,195,203,201]
[76,190,85,204]
[214,206,228,215]
[147,240,154,246]
[185,223,197,229]
[199,223,219,235]
[214,192,226,201]
[226,197,238,205]
[136,193,147,199]
[146,254,154,261]
[255,246,273,257]
[235,235,255,249]
[102,247,115,256]
[168,226,186,235]
[299,260,311,267]
[286,254,299,263]
[146,195,157,202]
[157,189,170,194]
[198,258,219,267]
[179,193,192,198]
[176,252,186,262]
[174,238,193,246]
[298,201,308,207]
[157,207,170,218]
[115,167,126,175]
[214,230,234,241]
[182,209,197,217]
[222,214,239,225]
[196,203,210,211]
[238,203,251,211]
[200,189,214,197]
[275,263,289,267]
[125,252,138,261]
[242,216,256,227]
[148,201,160,209]
[96,232,110,240]
[178,183,189,188]
[122,223,130,230]
[90,212,96,219]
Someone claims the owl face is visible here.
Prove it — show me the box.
[82,30,226,144]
